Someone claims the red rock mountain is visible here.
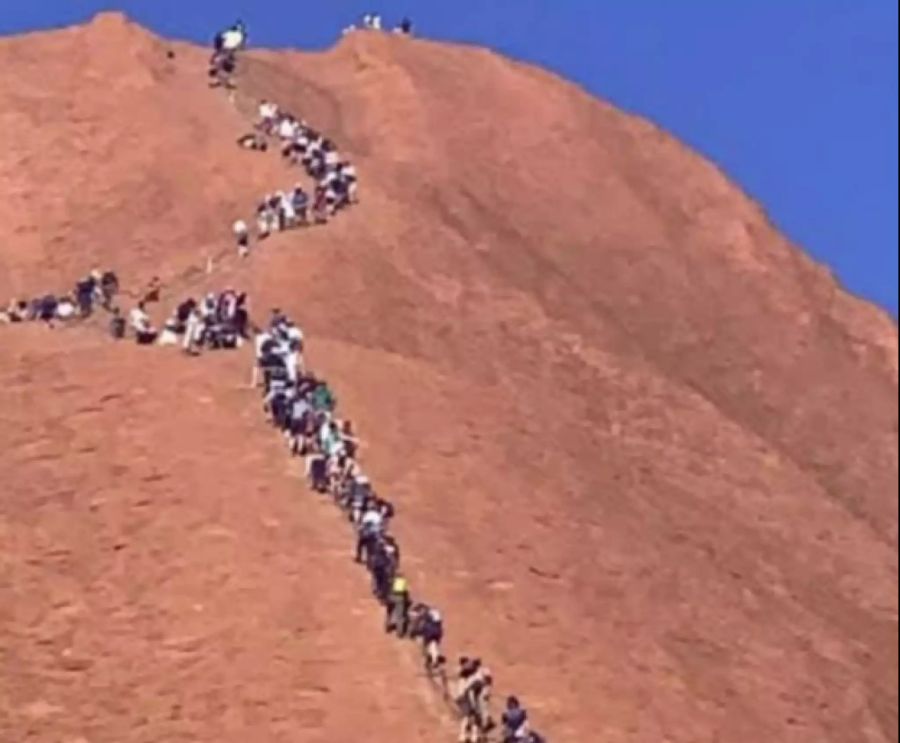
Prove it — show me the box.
[1,12,896,743]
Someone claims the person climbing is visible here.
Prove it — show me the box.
[456,658,494,742]
[501,697,530,742]
[233,219,250,257]
[370,534,394,584]
[355,501,384,563]
[208,50,237,88]
[311,380,336,413]
[385,573,412,637]
[396,17,413,35]
[409,604,445,673]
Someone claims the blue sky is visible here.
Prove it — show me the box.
[2,2,897,315]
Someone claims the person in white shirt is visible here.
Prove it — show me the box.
[183,308,204,354]
[282,323,304,382]
[55,297,76,320]
[280,193,296,230]
[278,117,298,141]
[258,100,278,132]
[129,303,157,345]
[356,505,385,563]
[233,219,250,257]
[158,313,182,346]
[220,23,245,53]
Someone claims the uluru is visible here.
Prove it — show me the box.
[0,11,896,743]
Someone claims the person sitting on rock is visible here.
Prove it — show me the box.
[158,311,181,346]
[2,299,28,323]
[55,295,77,321]
[129,302,157,345]
[35,295,58,323]
[237,133,268,152]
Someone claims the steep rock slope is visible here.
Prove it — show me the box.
[1,12,897,743]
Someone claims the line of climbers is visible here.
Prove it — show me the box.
[195,20,553,743]
[1,20,550,743]
[232,99,359,256]
[251,308,547,743]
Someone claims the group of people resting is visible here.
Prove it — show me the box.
[233,99,359,256]
[252,309,547,743]
[1,268,119,326]
[119,287,250,353]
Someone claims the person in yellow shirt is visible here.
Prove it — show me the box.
[385,574,411,637]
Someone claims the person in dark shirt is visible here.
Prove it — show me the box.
[501,696,529,742]
[109,308,126,340]
[75,277,96,317]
